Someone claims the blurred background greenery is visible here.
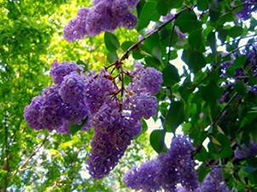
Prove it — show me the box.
[0,0,152,191]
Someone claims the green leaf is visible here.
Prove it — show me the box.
[145,56,162,68]
[175,10,201,33]
[165,100,184,132]
[235,81,247,95]
[228,26,243,38]
[201,81,222,104]
[162,64,180,86]
[137,2,160,31]
[142,33,162,60]
[215,134,233,158]
[207,31,216,54]
[188,29,204,51]
[197,164,209,182]
[141,119,148,133]
[197,0,209,11]
[104,32,120,52]
[70,117,89,135]
[209,1,221,22]
[107,51,118,63]
[132,49,145,59]
[121,41,134,51]
[182,49,206,72]
[150,129,167,153]
[157,0,183,15]
[156,0,171,15]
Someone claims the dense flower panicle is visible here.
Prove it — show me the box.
[123,136,198,191]
[85,70,117,114]
[24,76,90,133]
[123,160,162,192]
[121,12,137,28]
[130,67,163,95]
[236,0,257,20]
[61,103,90,125]
[39,85,64,130]
[234,141,257,159]
[127,92,158,120]
[196,167,230,192]
[87,102,142,179]
[24,95,44,130]
[63,8,90,41]
[59,72,87,105]
[86,1,115,36]
[25,59,163,179]
[50,60,84,84]
[162,136,198,191]
[64,0,139,40]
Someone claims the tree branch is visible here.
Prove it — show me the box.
[119,8,187,62]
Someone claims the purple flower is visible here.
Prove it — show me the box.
[126,92,158,120]
[24,95,44,130]
[63,8,90,41]
[24,83,91,134]
[64,0,139,40]
[234,141,257,159]
[87,101,141,179]
[58,72,87,105]
[123,136,198,191]
[121,11,137,28]
[50,60,83,84]
[123,160,162,192]
[129,67,163,95]
[196,167,230,192]
[85,70,117,114]
[86,1,115,36]
[236,0,257,20]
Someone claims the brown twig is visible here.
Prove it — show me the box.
[119,8,186,62]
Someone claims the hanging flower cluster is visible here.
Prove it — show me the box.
[24,60,163,178]
[64,0,139,41]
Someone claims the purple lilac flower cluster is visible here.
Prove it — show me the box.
[177,167,231,192]
[123,136,198,192]
[196,167,230,192]
[87,62,162,178]
[24,61,91,134]
[234,140,257,159]
[24,60,163,179]
[64,0,139,41]
[236,0,257,20]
